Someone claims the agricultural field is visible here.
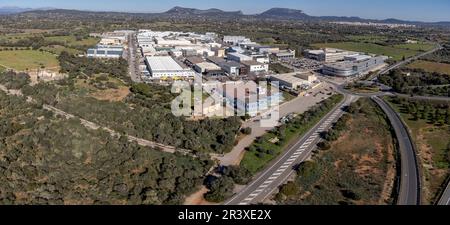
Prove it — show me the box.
[384,96,450,204]
[407,60,450,75]
[0,50,59,71]
[312,42,421,61]
[276,98,397,205]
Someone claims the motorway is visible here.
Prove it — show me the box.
[225,94,357,205]
[438,182,450,205]
[371,96,420,205]
[369,45,443,81]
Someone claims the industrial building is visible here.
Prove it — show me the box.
[223,36,251,45]
[273,50,296,61]
[227,52,253,62]
[270,72,318,90]
[322,56,388,77]
[87,45,124,58]
[241,60,269,73]
[194,62,224,77]
[305,48,357,62]
[145,56,195,78]
[217,81,283,116]
[206,57,242,76]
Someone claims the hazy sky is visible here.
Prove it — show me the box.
[1,0,450,22]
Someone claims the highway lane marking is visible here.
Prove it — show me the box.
[276,168,286,172]
[225,103,351,205]
[273,172,282,176]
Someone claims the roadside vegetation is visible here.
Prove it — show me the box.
[276,98,397,205]
[379,68,450,97]
[269,63,294,74]
[240,94,344,174]
[384,96,450,204]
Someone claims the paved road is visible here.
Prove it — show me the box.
[438,182,450,205]
[369,45,443,81]
[225,94,357,205]
[126,31,142,83]
[371,96,420,205]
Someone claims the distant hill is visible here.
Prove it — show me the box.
[258,8,311,20]
[0,6,32,14]
[5,6,450,28]
[0,6,55,15]
[165,6,243,17]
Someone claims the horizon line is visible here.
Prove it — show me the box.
[1,5,449,23]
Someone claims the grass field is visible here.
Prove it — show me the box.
[40,45,82,55]
[44,36,99,47]
[0,33,36,43]
[0,50,59,71]
[347,35,388,43]
[394,43,436,52]
[278,98,396,205]
[312,42,420,61]
[384,96,450,204]
[407,60,450,75]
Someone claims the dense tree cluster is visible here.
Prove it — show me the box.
[421,43,450,64]
[0,71,30,89]
[0,92,212,204]
[58,51,130,82]
[378,68,450,97]
[388,96,450,126]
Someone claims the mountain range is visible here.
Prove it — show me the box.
[0,6,55,15]
[1,6,449,27]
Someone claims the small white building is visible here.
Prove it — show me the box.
[241,60,269,73]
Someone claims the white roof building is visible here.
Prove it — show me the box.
[145,56,195,78]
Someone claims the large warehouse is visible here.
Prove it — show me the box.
[145,56,195,78]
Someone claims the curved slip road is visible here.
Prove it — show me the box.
[371,96,420,205]
[225,94,357,205]
[438,182,450,205]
